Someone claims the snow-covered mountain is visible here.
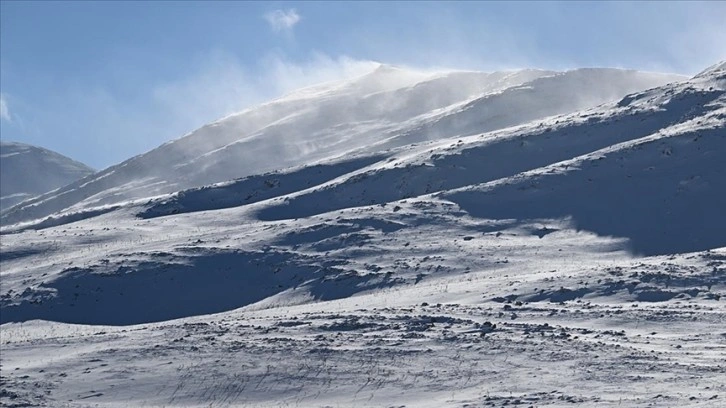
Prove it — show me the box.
[3,60,718,318]
[0,65,683,226]
[1,62,724,408]
[0,141,94,211]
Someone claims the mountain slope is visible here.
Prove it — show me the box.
[0,141,94,212]
[0,66,683,226]
[1,63,721,321]
[214,64,724,256]
[132,62,723,256]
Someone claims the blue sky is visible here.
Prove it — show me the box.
[1,1,724,169]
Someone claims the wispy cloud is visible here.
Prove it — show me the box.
[264,9,301,33]
[0,93,11,122]
[151,51,377,134]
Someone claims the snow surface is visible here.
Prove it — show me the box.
[1,62,724,407]
[0,142,94,212]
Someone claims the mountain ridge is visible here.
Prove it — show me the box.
[0,67,684,226]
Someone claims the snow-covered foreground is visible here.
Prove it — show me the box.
[1,62,725,407]
[1,205,725,407]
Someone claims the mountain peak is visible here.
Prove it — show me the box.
[693,60,726,79]
[0,141,95,212]
[370,63,407,75]
[343,63,433,95]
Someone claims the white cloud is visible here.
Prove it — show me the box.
[0,93,11,122]
[264,9,301,33]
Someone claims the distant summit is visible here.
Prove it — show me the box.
[0,141,94,212]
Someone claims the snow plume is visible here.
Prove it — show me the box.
[0,93,11,122]
[150,51,379,136]
[44,52,379,169]
[264,9,301,33]
[260,52,381,95]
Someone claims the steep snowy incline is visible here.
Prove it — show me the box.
[439,63,726,256]
[362,68,688,151]
[0,141,95,212]
[0,66,682,226]
[248,66,723,230]
[130,63,723,256]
